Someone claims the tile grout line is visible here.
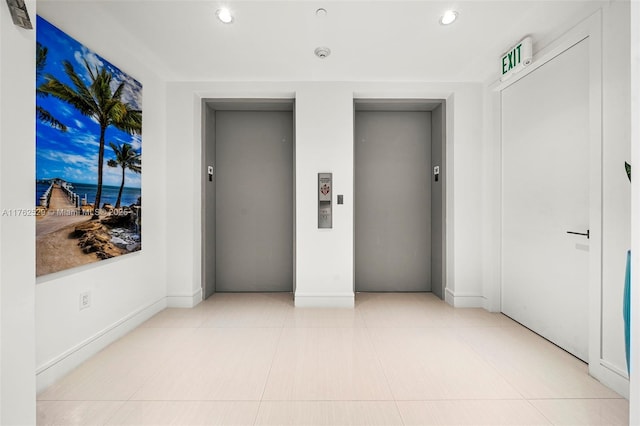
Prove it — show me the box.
[125,325,195,404]
[99,400,128,426]
[451,326,530,401]
[522,398,556,426]
[359,308,406,426]
[253,319,287,426]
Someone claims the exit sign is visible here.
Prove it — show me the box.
[501,37,533,81]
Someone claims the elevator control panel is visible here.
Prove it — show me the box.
[318,173,332,229]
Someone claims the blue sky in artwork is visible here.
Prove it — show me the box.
[36,16,142,188]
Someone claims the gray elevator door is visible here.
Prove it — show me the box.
[355,111,432,292]
[215,110,293,292]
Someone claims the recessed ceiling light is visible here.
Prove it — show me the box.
[216,8,234,24]
[316,8,327,17]
[440,10,458,25]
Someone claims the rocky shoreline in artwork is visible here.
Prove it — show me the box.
[36,199,142,277]
[73,207,141,260]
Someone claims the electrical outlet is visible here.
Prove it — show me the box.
[80,292,91,310]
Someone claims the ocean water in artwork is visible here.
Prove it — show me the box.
[36,182,140,208]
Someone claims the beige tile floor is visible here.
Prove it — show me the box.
[37,293,629,425]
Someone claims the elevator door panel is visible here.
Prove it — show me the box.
[355,111,432,292]
[215,110,293,292]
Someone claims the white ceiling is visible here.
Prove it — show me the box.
[37,0,604,83]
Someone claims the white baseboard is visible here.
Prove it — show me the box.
[590,359,630,399]
[294,292,355,308]
[36,297,166,394]
[444,288,455,306]
[167,288,202,308]
[444,288,486,308]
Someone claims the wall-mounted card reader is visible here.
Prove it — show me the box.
[207,165,214,182]
[433,165,440,182]
[318,173,332,229]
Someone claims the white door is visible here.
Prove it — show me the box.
[501,39,590,361]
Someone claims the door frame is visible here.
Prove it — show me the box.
[201,98,296,297]
[490,11,628,395]
[352,99,447,298]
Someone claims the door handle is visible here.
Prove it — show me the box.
[566,229,589,239]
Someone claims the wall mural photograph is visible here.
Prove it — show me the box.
[35,16,143,277]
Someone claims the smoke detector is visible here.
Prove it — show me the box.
[314,47,331,59]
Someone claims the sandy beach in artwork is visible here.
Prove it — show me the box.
[36,183,98,276]
[36,219,100,277]
[36,183,140,277]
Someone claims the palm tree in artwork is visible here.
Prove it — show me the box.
[36,43,67,131]
[39,59,142,219]
[107,142,141,209]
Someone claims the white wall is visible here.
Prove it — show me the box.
[1,15,3,422]
[0,1,37,424]
[165,81,483,308]
[600,0,632,386]
[29,5,169,392]
[482,2,632,398]
[294,84,354,306]
[629,0,640,422]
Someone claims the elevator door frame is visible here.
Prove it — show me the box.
[353,99,447,298]
[201,99,296,298]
